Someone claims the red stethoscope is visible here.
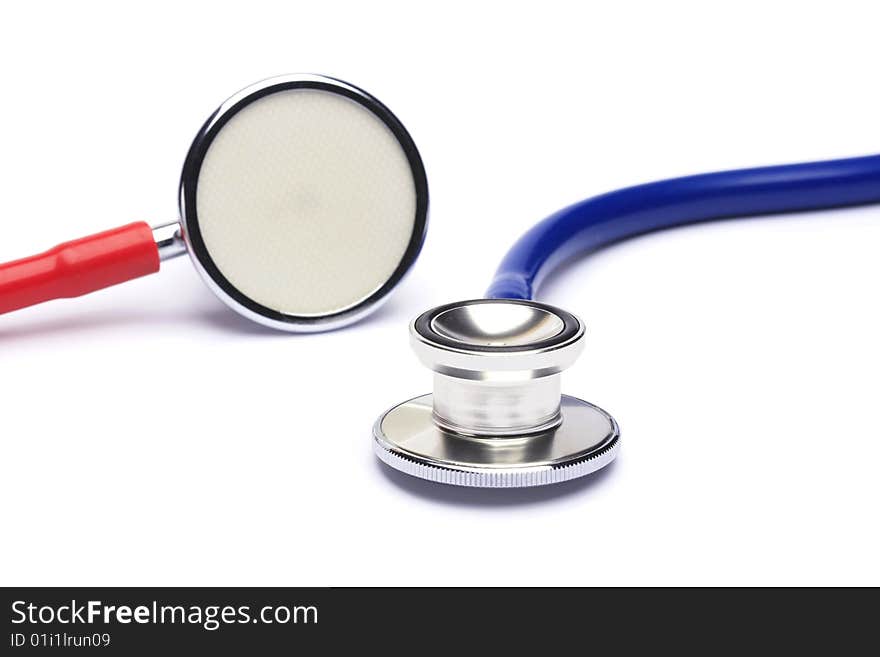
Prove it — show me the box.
[0,74,428,332]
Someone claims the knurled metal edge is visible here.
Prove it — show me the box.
[373,429,620,489]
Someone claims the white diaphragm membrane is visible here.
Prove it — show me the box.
[194,88,418,317]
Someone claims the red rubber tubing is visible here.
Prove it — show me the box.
[0,221,160,315]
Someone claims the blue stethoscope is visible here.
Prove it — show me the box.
[373,153,880,489]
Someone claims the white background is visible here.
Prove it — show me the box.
[1,1,878,586]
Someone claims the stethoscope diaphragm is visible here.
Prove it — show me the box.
[180,74,428,330]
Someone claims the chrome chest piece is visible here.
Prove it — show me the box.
[373,299,620,487]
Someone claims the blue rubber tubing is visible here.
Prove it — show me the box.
[487,154,880,300]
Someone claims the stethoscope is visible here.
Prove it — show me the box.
[375,153,880,488]
[2,74,879,489]
[0,74,428,332]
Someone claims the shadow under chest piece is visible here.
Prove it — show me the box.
[373,298,620,488]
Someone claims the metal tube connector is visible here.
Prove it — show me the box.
[152,221,186,261]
